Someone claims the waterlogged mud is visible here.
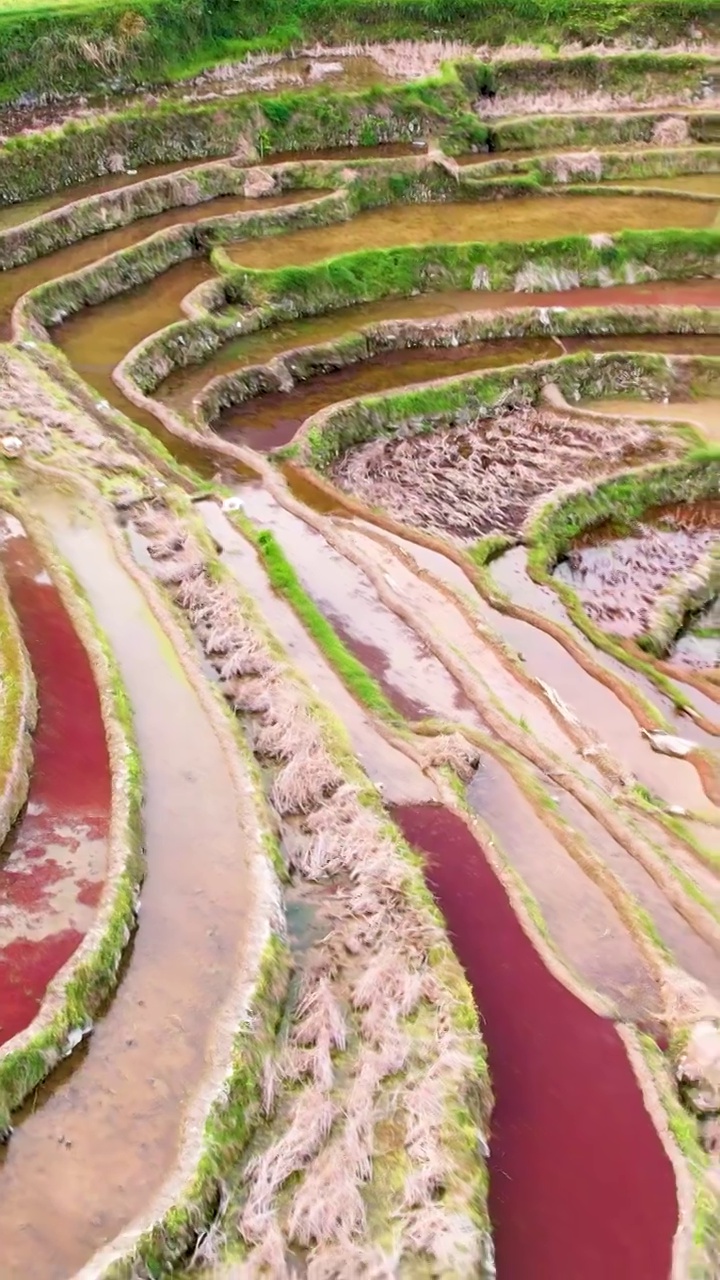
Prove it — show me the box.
[584,396,720,445]
[197,498,435,802]
[215,337,557,449]
[0,161,219,230]
[0,189,325,338]
[0,515,110,1045]
[394,802,677,1280]
[227,193,718,267]
[554,504,720,638]
[0,498,258,1278]
[468,758,659,1015]
[156,278,720,415]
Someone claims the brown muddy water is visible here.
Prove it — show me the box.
[215,336,558,449]
[0,514,110,1045]
[620,172,720,195]
[156,278,720,417]
[52,256,215,439]
[0,161,219,230]
[554,503,720,639]
[584,396,720,444]
[566,334,720,360]
[395,802,677,1280]
[0,498,258,1278]
[227,193,718,268]
[0,189,325,338]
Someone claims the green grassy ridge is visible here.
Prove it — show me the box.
[490,108,720,153]
[196,301,720,432]
[295,348,677,467]
[0,0,716,102]
[224,224,720,310]
[0,68,469,205]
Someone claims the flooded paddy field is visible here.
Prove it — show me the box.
[3,56,720,1280]
[226,192,720,267]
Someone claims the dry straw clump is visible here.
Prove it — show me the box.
[133,503,492,1276]
[331,405,667,541]
[546,150,603,183]
[651,115,691,147]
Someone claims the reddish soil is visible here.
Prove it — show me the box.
[393,802,678,1280]
[0,517,111,1044]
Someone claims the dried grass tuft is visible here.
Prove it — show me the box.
[420,732,482,780]
[651,115,690,146]
[271,746,344,815]
[547,150,602,183]
[288,1140,367,1246]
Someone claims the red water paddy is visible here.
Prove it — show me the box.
[393,802,678,1280]
[0,516,111,1044]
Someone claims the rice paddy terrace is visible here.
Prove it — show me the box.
[6,35,720,1280]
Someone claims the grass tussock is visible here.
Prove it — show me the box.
[331,404,672,542]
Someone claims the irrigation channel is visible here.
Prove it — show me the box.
[3,71,720,1278]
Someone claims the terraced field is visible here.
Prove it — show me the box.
[4,40,720,1280]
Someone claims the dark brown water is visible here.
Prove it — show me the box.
[215,336,558,450]
[0,161,217,231]
[394,803,677,1280]
[227,194,718,267]
[156,277,720,415]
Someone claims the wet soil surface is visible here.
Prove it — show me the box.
[227,193,718,267]
[554,502,720,637]
[394,802,677,1280]
[0,514,110,1045]
[0,500,258,1278]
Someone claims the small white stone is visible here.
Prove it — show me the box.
[222,496,244,512]
[1,435,23,457]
